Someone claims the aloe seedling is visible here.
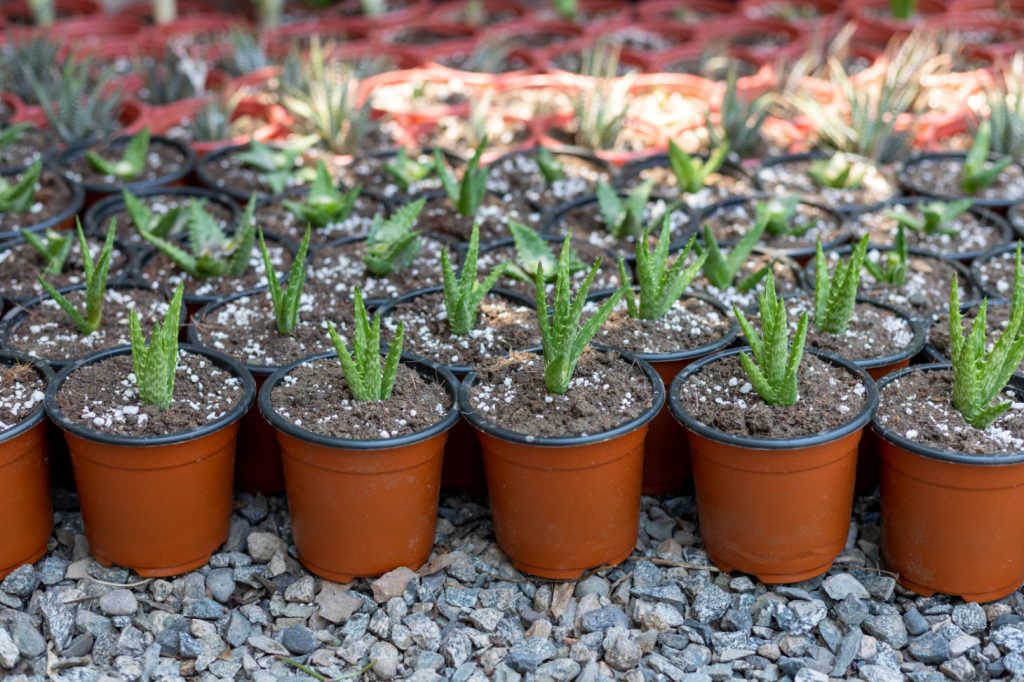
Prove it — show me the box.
[129,283,185,410]
[732,275,809,407]
[260,226,310,336]
[20,227,73,277]
[813,234,868,334]
[756,196,815,238]
[708,66,770,158]
[534,235,626,395]
[122,189,189,238]
[385,148,435,192]
[236,139,306,195]
[618,219,707,320]
[667,140,729,194]
[0,159,41,213]
[506,221,586,284]
[961,120,1014,194]
[441,223,508,336]
[364,198,425,276]
[38,221,116,335]
[536,147,565,184]
[31,58,121,144]
[698,212,770,292]
[888,199,973,236]
[0,124,31,150]
[85,128,150,181]
[552,0,578,21]
[435,139,490,217]
[572,45,631,150]
[142,197,257,279]
[949,244,1024,429]
[327,288,404,402]
[890,0,915,20]
[596,179,655,239]
[807,153,865,190]
[864,225,909,286]
[282,161,360,228]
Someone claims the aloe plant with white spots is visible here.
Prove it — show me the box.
[961,120,1013,194]
[129,283,185,410]
[618,218,706,320]
[698,211,770,292]
[141,197,257,279]
[85,128,150,181]
[864,225,908,286]
[441,223,507,336]
[667,140,729,194]
[282,161,360,228]
[807,153,865,190]
[506,221,586,284]
[327,288,405,402]
[435,139,490,217]
[385,148,435,192]
[889,199,973,236]
[813,234,869,334]
[364,198,424,277]
[122,189,189,238]
[596,179,655,239]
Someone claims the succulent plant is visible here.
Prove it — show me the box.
[259,226,310,336]
[888,199,973,236]
[85,128,150,181]
[435,139,490,218]
[813,234,868,334]
[667,140,729,194]
[0,159,41,214]
[129,283,185,410]
[142,197,257,279]
[364,199,424,277]
[441,223,507,336]
[618,220,706,320]
[38,220,116,335]
[961,120,1013,194]
[327,288,405,402]
[596,179,655,239]
[282,161,360,228]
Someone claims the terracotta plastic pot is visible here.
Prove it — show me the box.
[44,345,255,577]
[669,347,878,583]
[739,0,845,29]
[460,354,664,579]
[3,0,99,24]
[846,0,946,39]
[259,353,460,582]
[636,0,735,22]
[697,16,808,65]
[874,365,1024,601]
[1,93,25,126]
[0,351,54,581]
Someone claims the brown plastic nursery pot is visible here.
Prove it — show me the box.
[0,351,54,580]
[459,355,664,579]
[669,348,878,583]
[259,354,461,583]
[44,345,255,578]
[874,365,1024,602]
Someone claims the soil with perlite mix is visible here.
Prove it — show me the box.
[0,361,45,432]
[902,158,1024,202]
[757,159,897,209]
[782,295,916,360]
[0,240,129,300]
[0,170,75,233]
[854,204,1007,256]
[63,140,188,187]
[590,297,732,355]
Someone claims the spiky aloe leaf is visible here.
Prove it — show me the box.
[327,288,405,401]
[260,225,310,335]
[282,161,360,228]
[961,120,1014,194]
[84,128,150,181]
[814,234,868,334]
[0,159,42,213]
[619,218,706,320]
[129,283,184,410]
[864,225,908,286]
[699,210,769,290]
[364,198,424,276]
[667,140,729,193]
[20,225,73,277]
[441,223,508,336]
[38,219,116,335]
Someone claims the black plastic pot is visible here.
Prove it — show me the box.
[254,184,390,245]
[922,299,1020,370]
[196,143,285,204]
[970,242,1020,300]
[0,281,181,371]
[486,147,618,216]
[58,135,197,199]
[755,150,899,214]
[618,151,760,202]
[1011,201,1024,239]
[898,152,1024,210]
[0,167,85,241]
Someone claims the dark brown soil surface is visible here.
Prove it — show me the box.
[98,192,236,248]
[974,249,1015,298]
[270,358,452,440]
[622,166,757,209]
[679,353,868,440]
[550,198,690,258]
[876,368,1024,455]
[56,352,246,438]
[687,254,801,312]
[757,158,897,209]
[202,149,310,197]
[254,193,385,245]
[380,291,538,368]
[141,241,291,300]
[64,139,187,187]
[340,152,451,199]
[783,295,917,361]
[307,236,446,305]
[853,204,1006,256]
[420,193,540,244]
[0,126,52,170]
[486,152,612,208]
[0,169,75,234]
[928,303,1024,373]
[468,349,654,438]
[477,239,622,302]
[591,296,731,355]
[192,292,352,368]
[0,361,45,433]
[424,115,532,160]
[704,199,843,251]
[903,157,1024,202]
[3,288,169,362]
[0,239,129,300]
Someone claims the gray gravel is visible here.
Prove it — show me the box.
[0,490,1020,680]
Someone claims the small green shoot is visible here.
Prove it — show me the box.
[961,120,1014,194]
[435,138,490,217]
[888,199,973,236]
[0,124,31,150]
[364,198,424,276]
[128,283,185,410]
[534,235,626,395]
[949,244,1024,429]
[84,128,150,181]
[282,161,360,228]
[552,0,578,21]
[0,159,42,213]
[236,139,307,194]
[122,189,188,238]
[864,225,909,286]
[536,147,565,185]
[20,227,73,276]
[506,221,586,284]
[708,66,770,158]
[732,275,809,407]
[618,219,706,320]
[260,225,310,336]
[807,153,866,190]
[813,234,868,334]
[142,197,257,278]
[596,179,654,239]
[384,148,434,192]
[326,288,404,402]
[756,196,815,238]
[441,223,508,336]
[698,213,770,291]
[890,0,915,18]
[38,220,116,335]
[667,140,729,194]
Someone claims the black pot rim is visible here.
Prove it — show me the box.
[871,363,1024,465]
[0,281,178,370]
[1010,200,1024,238]
[754,150,897,213]
[0,125,57,175]
[897,152,1024,209]
[58,135,197,195]
[669,346,879,451]
[0,167,85,241]
[44,343,256,447]
[618,151,758,189]
[970,241,1021,300]
[374,285,537,375]
[0,349,55,445]
[589,289,740,363]
[257,351,461,451]
[195,143,261,203]
[83,184,242,237]
[458,350,666,448]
